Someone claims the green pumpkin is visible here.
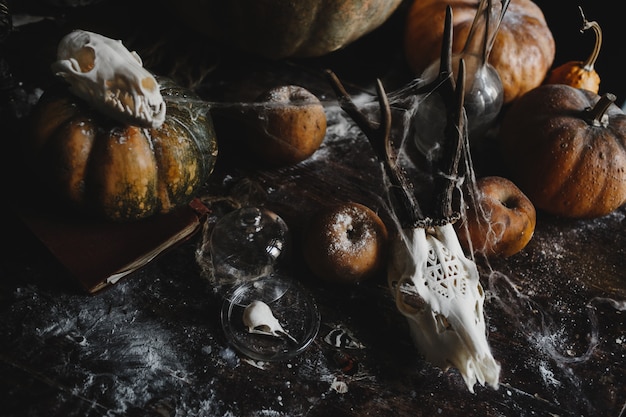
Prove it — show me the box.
[168,0,403,59]
[25,77,218,222]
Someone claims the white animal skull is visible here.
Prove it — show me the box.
[243,300,297,343]
[51,30,166,128]
[388,222,500,393]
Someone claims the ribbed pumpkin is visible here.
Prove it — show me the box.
[499,84,626,219]
[404,0,555,104]
[167,0,403,59]
[24,77,218,222]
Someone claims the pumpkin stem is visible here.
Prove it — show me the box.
[579,7,602,71]
[584,93,616,127]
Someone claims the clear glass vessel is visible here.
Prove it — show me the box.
[209,206,290,295]
[417,0,510,157]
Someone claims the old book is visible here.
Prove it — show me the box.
[17,199,210,294]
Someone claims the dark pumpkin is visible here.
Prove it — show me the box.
[167,0,403,59]
[25,77,218,222]
[499,84,626,219]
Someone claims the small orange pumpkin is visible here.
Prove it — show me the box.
[499,84,626,219]
[404,0,556,104]
[24,77,218,222]
[545,7,601,94]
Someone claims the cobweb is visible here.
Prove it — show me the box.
[324,71,626,410]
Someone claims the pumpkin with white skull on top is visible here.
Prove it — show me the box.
[24,75,218,222]
[22,30,218,222]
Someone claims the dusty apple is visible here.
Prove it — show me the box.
[213,85,327,167]
[456,176,536,258]
[302,202,388,285]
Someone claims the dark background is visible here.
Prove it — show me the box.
[5,0,624,105]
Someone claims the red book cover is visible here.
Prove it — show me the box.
[16,199,210,294]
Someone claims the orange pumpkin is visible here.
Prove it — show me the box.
[545,7,601,94]
[24,77,218,222]
[499,84,626,219]
[404,0,555,104]
[167,0,403,59]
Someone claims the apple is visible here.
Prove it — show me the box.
[212,85,327,167]
[302,202,388,285]
[456,176,536,258]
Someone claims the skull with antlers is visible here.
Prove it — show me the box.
[327,5,500,392]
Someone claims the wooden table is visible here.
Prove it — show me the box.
[1,1,625,416]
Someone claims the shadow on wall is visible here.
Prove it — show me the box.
[533,0,624,109]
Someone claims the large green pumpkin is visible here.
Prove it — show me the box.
[167,0,404,59]
[24,77,218,222]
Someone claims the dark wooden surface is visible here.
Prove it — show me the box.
[1,1,625,416]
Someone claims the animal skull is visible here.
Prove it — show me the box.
[51,30,166,128]
[388,222,500,392]
[243,300,297,343]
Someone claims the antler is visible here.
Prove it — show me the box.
[326,5,466,228]
[326,70,425,229]
[435,59,466,223]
